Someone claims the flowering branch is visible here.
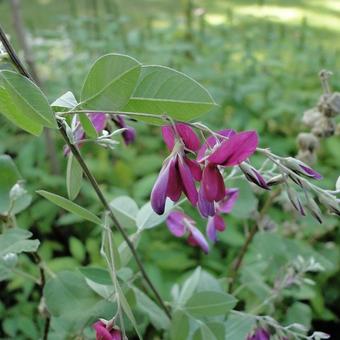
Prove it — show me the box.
[0,25,171,320]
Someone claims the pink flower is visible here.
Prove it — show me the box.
[64,113,107,155]
[207,130,258,166]
[112,115,136,145]
[166,211,209,253]
[206,188,239,242]
[92,321,122,340]
[247,328,270,340]
[151,124,202,215]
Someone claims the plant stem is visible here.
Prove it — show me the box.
[0,25,171,320]
[228,189,280,293]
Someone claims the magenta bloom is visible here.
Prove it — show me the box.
[64,113,107,155]
[247,328,270,340]
[166,211,209,253]
[206,188,239,242]
[112,115,136,145]
[151,124,202,215]
[92,321,122,340]
[198,130,258,204]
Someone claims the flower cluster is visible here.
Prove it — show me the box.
[64,113,135,154]
[151,123,262,252]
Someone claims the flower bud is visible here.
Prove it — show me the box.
[286,186,305,216]
[306,195,323,224]
[239,162,269,190]
[267,174,286,186]
[1,252,18,268]
[9,181,27,202]
[282,157,322,180]
[318,193,340,216]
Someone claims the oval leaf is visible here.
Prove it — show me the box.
[37,190,101,225]
[124,65,216,122]
[51,91,78,112]
[80,53,141,111]
[0,70,56,130]
[184,291,237,318]
[66,154,83,201]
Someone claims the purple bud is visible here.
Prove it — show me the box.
[239,162,269,190]
[247,328,270,340]
[92,321,122,340]
[283,157,322,180]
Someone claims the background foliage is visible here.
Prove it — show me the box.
[0,0,339,339]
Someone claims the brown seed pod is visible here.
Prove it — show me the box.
[297,132,319,152]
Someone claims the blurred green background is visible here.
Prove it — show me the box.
[0,0,339,338]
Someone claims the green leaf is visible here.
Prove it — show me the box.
[66,154,83,201]
[110,196,139,229]
[0,70,56,130]
[51,91,78,112]
[78,113,98,139]
[37,190,101,225]
[124,65,216,122]
[0,155,31,215]
[44,270,113,331]
[0,228,40,258]
[170,311,190,340]
[177,267,202,305]
[0,86,42,135]
[225,314,256,340]
[69,237,85,262]
[79,266,112,285]
[136,200,173,230]
[184,291,237,318]
[192,323,217,340]
[133,287,170,330]
[80,53,141,111]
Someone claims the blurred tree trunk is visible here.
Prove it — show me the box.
[10,0,60,175]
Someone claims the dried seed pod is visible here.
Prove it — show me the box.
[297,132,319,152]
[326,92,340,116]
[302,108,322,128]
[311,117,336,138]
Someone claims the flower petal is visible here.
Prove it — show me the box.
[202,164,225,202]
[178,155,198,206]
[185,157,202,181]
[161,125,175,151]
[167,156,183,202]
[208,131,258,166]
[90,112,107,133]
[299,164,322,180]
[216,188,239,213]
[198,186,215,218]
[92,322,114,340]
[197,129,236,162]
[176,123,201,151]
[206,216,217,242]
[151,159,172,215]
[188,225,209,253]
[166,211,187,237]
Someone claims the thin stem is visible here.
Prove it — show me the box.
[0,25,171,320]
[228,189,280,293]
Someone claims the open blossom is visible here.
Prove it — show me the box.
[166,211,209,253]
[206,188,239,242]
[151,124,201,215]
[112,115,136,145]
[64,113,107,155]
[199,131,258,203]
[92,321,122,340]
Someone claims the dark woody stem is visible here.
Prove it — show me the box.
[0,25,171,320]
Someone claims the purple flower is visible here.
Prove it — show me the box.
[166,211,209,253]
[92,321,122,340]
[197,129,236,162]
[247,328,270,340]
[205,188,239,242]
[206,215,225,242]
[239,162,269,190]
[151,125,202,215]
[162,123,200,152]
[283,157,322,180]
[207,131,259,166]
[64,113,107,155]
[201,163,225,202]
[112,115,136,145]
